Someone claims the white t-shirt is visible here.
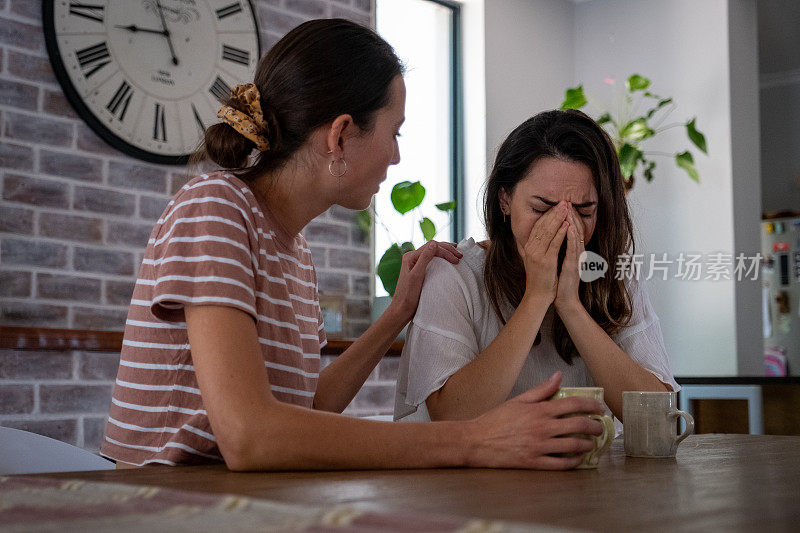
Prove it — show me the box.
[394,238,679,427]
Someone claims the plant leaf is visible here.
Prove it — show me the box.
[597,113,612,125]
[420,217,436,241]
[643,160,656,182]
[376,244,403,297]
[619,118,655,143]
[560,85,587,109]
[400,241,415,255]
[626,74,651,92]
[435,200,456,211]
[645,97,673,119]
[675,151,700,182]
[390,181,426,214]
[357,210,371,235]
[618,143,643,179]
[686,118,708,154]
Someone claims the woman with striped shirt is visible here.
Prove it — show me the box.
[102,18,604,471]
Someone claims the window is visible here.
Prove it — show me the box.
[375,0,463,297]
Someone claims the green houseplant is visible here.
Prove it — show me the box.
[359,180,456,296]
[560,74,708,191]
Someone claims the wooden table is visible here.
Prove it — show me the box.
[26,435,799,531]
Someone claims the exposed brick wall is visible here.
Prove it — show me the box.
[0,0,401,452]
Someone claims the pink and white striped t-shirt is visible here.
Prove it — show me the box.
[101,172,326,466]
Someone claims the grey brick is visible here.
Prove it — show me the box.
[0,384,34,414]
[42,89,79,119]
[351,274,370,296]
[0,16,42,51]
[39,385,113,414]
[74,247,135,275]
[39,212,103,243]
[10,0,41,21]
[378,357,399,380]
[78,352,120,381]
[0,301,68,327]
[309,246,327,268]
[0,349,72,379]
[0,78,38,110]
[261,31,282,51]
[6,51,57,85]
[2,173,69,208]
[346,297,371,322]
[106,220,152,248]
[169,173,192,195]
[40,149,103,182]
[37,273,102,303]
[73,186,136,216]
[331,5,370,26]
[351,225,369,246]
[139,195,169,220]
[285,0,328,17]
[105,279,135,305]
[2,419,78,446]
[0,270,31,297]
[258,6,308,33]
[72,307,127,330]
[108,161,168,194]
[1,238,67,268]
[76,124,117,156]
[330,248,370,270]
[328,204,356,222]
[0,141,34,170]
[3,111,73,147]
[0,204,34,234]
[83,417,108,451]
[353,0,371,14]
[318,271,348,293]
[351,383,395,410]
[345,320,370,338]
[304,221,349,245]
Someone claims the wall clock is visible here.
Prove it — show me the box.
[43,1,261,165]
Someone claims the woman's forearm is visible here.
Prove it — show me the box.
[426,294,551,420]
[313,305,407,413]
[231,400,470,470]
[557,302,670,418]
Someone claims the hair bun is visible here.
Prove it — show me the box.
[202,122,253,169]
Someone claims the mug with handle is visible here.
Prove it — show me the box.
[623,390,694,458]
[550,387,615,469]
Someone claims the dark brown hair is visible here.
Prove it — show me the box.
[194,18,403,182]
[483,109,635,364]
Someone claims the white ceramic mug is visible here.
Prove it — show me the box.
[622,391,694,458]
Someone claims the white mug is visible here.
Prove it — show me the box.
[622,391,694,458]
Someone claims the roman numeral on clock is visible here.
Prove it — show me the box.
[210,76,231,102]
[216,2,243,19]
[106,80,133,121]
[222,45,250,66]
[153,103,167,142]
[75,42,110,79]
[69,3,104,23]
[192,104,205,131]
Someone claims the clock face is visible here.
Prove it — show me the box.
[43,0,261,165]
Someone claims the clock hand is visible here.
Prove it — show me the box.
[155,0,179,66]
[115,24,168,36]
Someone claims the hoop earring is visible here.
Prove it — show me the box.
[329,158,347,178]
